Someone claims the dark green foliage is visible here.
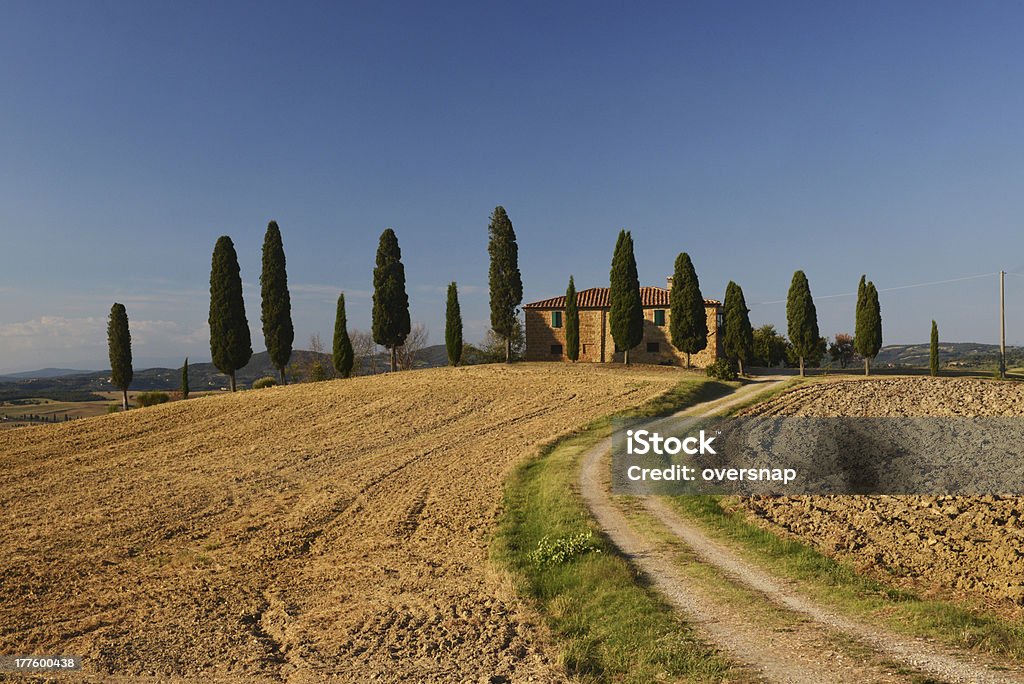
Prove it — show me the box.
[209,235,252,391]
[333,293,355,378]
[930,320,940,377]
[565,276,580,362]
[786,270,819,376]
[260,220,294,385]
[135,391,169,407]
[854,275,883,375]
[252,376,277,389]
[669,253,708,368]
[722,281,754,375]
[705,359,738,381]
[372,228,411,372]
[753,324,788,367]
[487,206,524,363]
[180,357,189,399]
[446,282,463,366]
[609,230,644,364]
[107,302,133,410]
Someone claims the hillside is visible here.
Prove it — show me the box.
[0,363,681,682]
[0,346,462,401]
[874,342,1024,367]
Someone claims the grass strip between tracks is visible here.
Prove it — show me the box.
[661,390,1024,663]
[493,378,744,683]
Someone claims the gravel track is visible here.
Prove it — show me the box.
[583,378,1024,684]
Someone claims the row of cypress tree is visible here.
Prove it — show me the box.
[585,230,886,377]
[114,206,524,398]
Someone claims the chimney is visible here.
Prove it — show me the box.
[666,275,673,290]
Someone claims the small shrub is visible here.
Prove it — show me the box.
[705,359,738,381]
[252,376,277,389]
[106,404,122,414]
[135,391,170,407]
[308,362,327,382]
[528,531,601,567]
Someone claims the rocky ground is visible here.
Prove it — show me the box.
[739,377,1024,613]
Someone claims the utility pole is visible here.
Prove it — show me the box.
[1000,270,1006,379]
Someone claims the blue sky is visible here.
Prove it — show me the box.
[2,1,1023,371]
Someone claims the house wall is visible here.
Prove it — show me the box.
[525,305,721,367]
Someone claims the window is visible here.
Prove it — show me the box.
[653,309,665,326]
[550,344,563,356]
[551,311,563,328]
[716,312,724,329]
[646,342,660,353]
[582,343,592,356]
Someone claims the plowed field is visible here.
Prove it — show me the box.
[0,363,680,682]
[740,377,1024,614]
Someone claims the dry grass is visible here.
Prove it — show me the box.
[0,363,683,682]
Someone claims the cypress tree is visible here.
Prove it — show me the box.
[930,320,939,377]
[445,282,463,366]
[609,230,644,364]
[260,220,294,385]
[487,206,523,363]
[565,276,580,362]
[854,275,883,376]
[181,357,190,399]
[723,281,754,376]
[786,270,819,377]
[107,302,133,411]
[209,235,252,391]
[669,252,708,368]
[333,293,354,378]
[372,228,411,371]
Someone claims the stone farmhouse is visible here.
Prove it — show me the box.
[523,277,723,366]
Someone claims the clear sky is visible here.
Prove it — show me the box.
[2,1,1023,372]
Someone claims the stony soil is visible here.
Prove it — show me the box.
[0,363,681,682]
[739,377,1024,612]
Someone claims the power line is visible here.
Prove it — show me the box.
[750,272,999,306]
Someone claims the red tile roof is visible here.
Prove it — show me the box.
[524,287,720,309]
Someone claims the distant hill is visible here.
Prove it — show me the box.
[874,342,1024,368]
[0,345,460,401]
[0,368,95,380]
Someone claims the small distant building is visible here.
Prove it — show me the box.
[523,277,722,366]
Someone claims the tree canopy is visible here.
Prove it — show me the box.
[372,228,411,372]
[669,252,708,368]
[609,230,643,364]
[487,206,523,362]
[786,270,819,377]
[209,235,252,391]
[260,220,294,385]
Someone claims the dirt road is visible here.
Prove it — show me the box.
[581,379,1024,683]
[0,364,681,682]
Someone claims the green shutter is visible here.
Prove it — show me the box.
[552,311,562,328]
[654,309,665,326]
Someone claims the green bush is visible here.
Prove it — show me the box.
[135,391,170,407]
[252,376,277,389]
[528,531,601,567]
[705,359,738,381]
[106,404,122,414]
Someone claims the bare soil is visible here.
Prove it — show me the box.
[0,363,681,682]
[584,379,1024,683]
[740,377,1024,614]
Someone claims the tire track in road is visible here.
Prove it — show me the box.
[581,379,1024,684]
